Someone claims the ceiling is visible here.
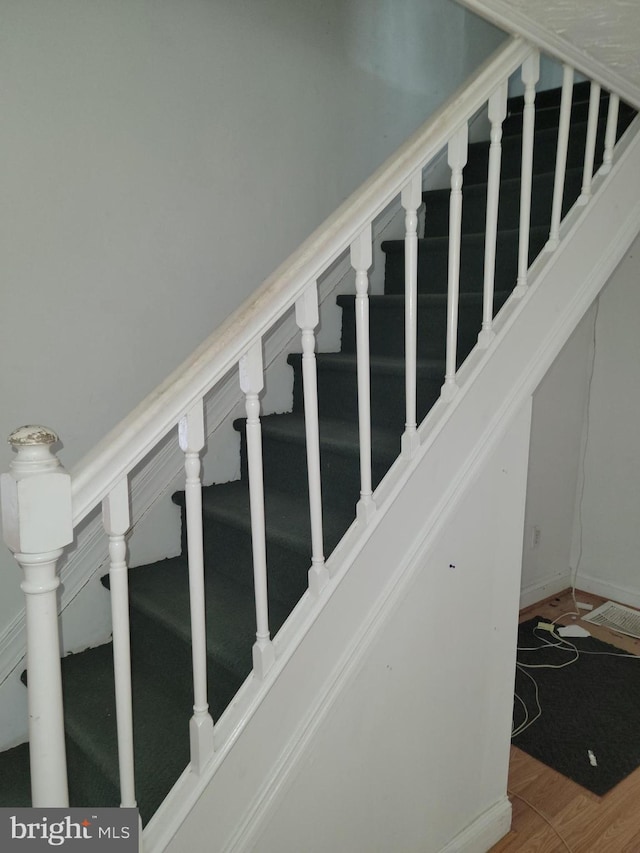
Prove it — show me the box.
[457,0,640,109]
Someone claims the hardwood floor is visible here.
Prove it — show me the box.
[490,590,640,853]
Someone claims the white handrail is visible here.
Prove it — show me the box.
[70,37,532,526]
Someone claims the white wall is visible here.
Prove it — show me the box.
[520,305,597,606]
[0,0,504,631]
[520,234,640,611]
[0,0,505,743]
[573,235,640,606]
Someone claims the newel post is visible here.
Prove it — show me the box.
[1,426,73,806]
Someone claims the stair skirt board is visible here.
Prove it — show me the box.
[1,82,639,844]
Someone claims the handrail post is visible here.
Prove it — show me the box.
[240,339,276,680]
[1,426,73,806]
[401,170,423,457]
[600,94,620,175]
[295,282,329,596]
[441,123,468,402]
[102,478,138,810]
[479,80,508,343]
[179,400,215,772]
[512,51,540,298]
[578,82,601,204]
[547,64,575,250]
[350,225,376,522]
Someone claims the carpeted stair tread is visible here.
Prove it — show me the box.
[0,742,31,807]
[507,80,593,114]
[336,291,510,361]
[336,291,508,309]
[421,168,583,236]
[3,79,633,824]
[257,412,400,459]
[382,224,548,255]
[381,226,549,296]
[59,641,191,822]
[463,110,633,185]
[308,351,445,377]
[125,557,290,679]
[175,479,347,557]
[503,87,634,135]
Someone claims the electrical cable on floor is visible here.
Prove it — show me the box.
[508,788,574,853]
[513,622,640,739]
[512,665,542,737]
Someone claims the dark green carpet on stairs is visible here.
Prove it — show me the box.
[0,82,635,824]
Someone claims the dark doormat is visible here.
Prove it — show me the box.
[512,616,640,795]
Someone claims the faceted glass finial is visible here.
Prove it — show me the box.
[8,425,59,447]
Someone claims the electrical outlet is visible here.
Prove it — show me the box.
[531,526,541,548]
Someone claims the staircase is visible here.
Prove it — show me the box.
[1,38,639,851]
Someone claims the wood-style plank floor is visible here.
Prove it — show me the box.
[490,589,640,853]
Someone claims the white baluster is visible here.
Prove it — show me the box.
[548,64,575,250]
[479,80,508,342]
[513,52,540,298]
[401,170,422,457]
[1,426,72,806]
[295,283,329,596]
[600,94,620,175]
[578,82,601,204]
[178,400,215,772]
[442,123,468,402]
[239,340,275,679]
[350,225,375,521]
[102,478,137,809]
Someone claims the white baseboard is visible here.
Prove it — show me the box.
[438,798,512,853]
[519,573,571,609]
[575,573,640,610]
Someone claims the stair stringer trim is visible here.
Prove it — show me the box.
[145,122,640,852]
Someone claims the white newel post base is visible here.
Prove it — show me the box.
[1,426,73,807]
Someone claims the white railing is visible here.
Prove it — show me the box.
[0,34,633,823]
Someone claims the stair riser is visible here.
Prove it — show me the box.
[423,169,582,237]
[502,94,634,136]
[240,428,395,517]
[129,609,243,715]
[291,357,443,430]
[338,298,503,360]
[187,507,312,609]
[465,118,612,185]
[66,738,120,811]
[383,229,548,296]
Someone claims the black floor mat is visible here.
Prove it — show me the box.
[512,616,640,795]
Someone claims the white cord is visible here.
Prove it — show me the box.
[512,664,542,737]
[570,297,600,605]
[513,620,640,739]
[508,789,575,853]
